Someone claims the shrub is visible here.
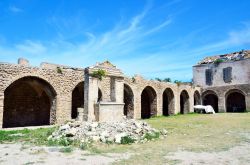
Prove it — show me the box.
[121,136,136,144]
[56,67,63,74]
[214,59,224,65]
[91,69,106,80]
[143,132,160,140]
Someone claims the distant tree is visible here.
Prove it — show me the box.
[163,78,171,82]
[174,80,181,83]
[155,78,162,82]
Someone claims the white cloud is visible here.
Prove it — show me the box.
[9,6,23,13]
[15,40,47,54]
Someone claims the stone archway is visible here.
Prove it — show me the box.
[124,84,134,119]
[71,82,84,119]
[203,91,218,113]
[141,86,157,119]
[180,90,190,114]
[194,91,201,105]
[162,88,175,116]
[226,89,246,112]
[3,76,56,128]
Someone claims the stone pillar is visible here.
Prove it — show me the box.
[114,78,124,103]
[76,108,84,121]
[157,92,163,116]
[218,96,226,112]
[56,95,72,124]
[0,93,3,128]
[246,95,250,112]
[84,73,98,121]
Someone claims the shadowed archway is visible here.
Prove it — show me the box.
[180,90,190,114]
[162,88,175,116]
[3,76,56,128]
[226,89,246,112]
[141,86,157,119]
[124,84,134,119]
[203,91,218,113]
[71,82,84,119]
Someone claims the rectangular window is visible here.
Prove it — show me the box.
[205,69,213,85]
[223,67,232,83]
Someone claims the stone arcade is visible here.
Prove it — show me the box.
[0,59,200,128]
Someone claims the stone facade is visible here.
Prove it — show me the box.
[193,52,250,112]
[0,58,200,128]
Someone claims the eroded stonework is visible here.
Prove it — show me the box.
[0,59,200,128]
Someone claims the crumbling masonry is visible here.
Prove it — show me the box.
[0,58,200,128]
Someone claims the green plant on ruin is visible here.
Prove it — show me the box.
[132,77,136,83]
[214,59,224,65]
[155,78,162,82]
[56,67,63,74]
[174,80,182,86]
[90,69,107,80]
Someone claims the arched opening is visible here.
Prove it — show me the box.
[71,82,84,119]
[203,91,219,113]
[3,76,56,128]
[226,90,246,112]
[141,86,157,119]
[162,88,175,116]
[124,84,134,119]
[194,91,201,105]
[180,90,190,114]
[98,88,103,102]
[202,91,218,113]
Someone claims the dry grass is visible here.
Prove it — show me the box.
[96,113,250,164]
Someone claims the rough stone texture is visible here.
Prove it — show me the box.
[49,118,167,144]
[0,62,84,127]
[193,56,250,112]
[0,59,200,128]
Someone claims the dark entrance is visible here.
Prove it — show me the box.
[71,82,84,119]
[3,77,56,128]
[141,86,157,119]
[124,84,134,119]
[203,92,218,113]
[226,90,246,112]
[162,88,174,116]
[180,90,190,114]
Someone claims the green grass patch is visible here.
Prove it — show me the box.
[121,136,136,144]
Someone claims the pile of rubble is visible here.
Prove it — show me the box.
[198,50,250,65]
[48,118,167,144]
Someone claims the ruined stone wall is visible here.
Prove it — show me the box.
[201,84,250,112]
[124,75,201,119]
[0,60,201,128]
[0,62,84,127]
[193,58,250,87]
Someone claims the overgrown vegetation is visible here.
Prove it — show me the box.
[0,127,56,145]
[120,136,136,144]
[214,59,224,65]
[155,77,171,82]
[90,69,106,80]
[143,132,160,140]
[56,67,63,74]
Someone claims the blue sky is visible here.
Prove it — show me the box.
[0,0,250,81]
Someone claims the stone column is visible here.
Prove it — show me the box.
[157,92,163,116]
[114,78,124,103]
[218,96,226,112]
[246,95,250,112]
[0,93,3,128]
[84,73,98,121]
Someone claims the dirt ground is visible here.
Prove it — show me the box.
[0,113,249,165]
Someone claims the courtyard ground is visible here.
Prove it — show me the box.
[0,113,249,165]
